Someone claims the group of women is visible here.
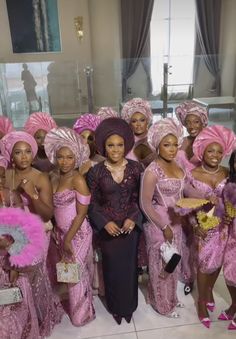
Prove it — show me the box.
[0,97,236,339]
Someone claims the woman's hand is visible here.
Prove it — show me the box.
[162,225,173,243]
[18,178,38,198]
[63,237,74,257]
[121,218,135,234]
[194,225,207,239]
[104,222,121,236]
[9,269,19,284]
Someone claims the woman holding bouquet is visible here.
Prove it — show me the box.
[184,125,236,328]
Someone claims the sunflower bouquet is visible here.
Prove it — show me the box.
[175,198,221,231]
[223,182,236,224]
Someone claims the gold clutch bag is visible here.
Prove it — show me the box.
[176,198,209,209]
[0,287,23,306]
[56,262,81,283]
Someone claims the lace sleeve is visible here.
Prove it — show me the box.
[86,165,110,232]
[140,166,170,229]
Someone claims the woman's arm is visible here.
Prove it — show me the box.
[21,172,53,222]
[63,174,90,255]
[140,167,173,241]
[86,166,111,232]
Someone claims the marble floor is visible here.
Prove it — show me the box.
[49,274,235,339]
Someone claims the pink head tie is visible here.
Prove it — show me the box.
[175,101,208,127]
[73,113,101,134]
[0,155,7,169]
[44,127,90,168]
[0,116,14,136]
[24,112,57,136]
[148,118,183,151]
[0,131,38,163]
[97,107,119,121]
[121,97,153,123]
[193,125,236,161]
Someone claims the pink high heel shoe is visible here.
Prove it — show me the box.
[228,319,236,330]
[218,311,234,321]
[206,302,215,312]
[198,300,211,329]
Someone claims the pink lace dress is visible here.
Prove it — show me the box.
[21,194,64,337]
[184,176,228,274]
[223,216,236,287]
[126,135,156,269]
[53,189,95,326]
[0,254,40,339]
[140,161,184,315]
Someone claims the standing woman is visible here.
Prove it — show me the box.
[184,125,235,328]
[87,118,143,324]
[24,111,57,172]
[176,101,208,171]
[217,150,236,330]
[121,97,155,167]
[44,127,95,326]
[175,101,208,294]
[140,118,184,318]
[0,131,63,337]
[73,113,103,176]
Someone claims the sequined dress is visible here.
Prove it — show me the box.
[140,161,184,315]
[53,189,95,326]
[0,254,40,339]
[184,176,228,274]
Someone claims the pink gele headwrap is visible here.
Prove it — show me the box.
[44,127,90,168]
[0,155,7,169]
[24,112,57,136]
[175,101,208,127]
[73,113,101,134]
[97,107,119,121]
[148,118,183,150]
[121,97,153,123]
[0,116,14,135]
[0,131,38,163]
[193,125,236,161]
[0,207,46,267]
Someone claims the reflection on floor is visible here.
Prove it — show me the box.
[49,273,235,339]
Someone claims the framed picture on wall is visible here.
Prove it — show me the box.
[6,0,61,53]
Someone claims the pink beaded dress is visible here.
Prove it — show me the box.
[140,161,185,315]
[223,218,236,287]
[0,251,40,339]
[53,189,95,326]
[184,175,228,274]
[21,194,64,337]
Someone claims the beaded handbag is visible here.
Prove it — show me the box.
[56,262,81,283]
[0,287,23,306]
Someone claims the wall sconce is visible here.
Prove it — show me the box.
[74,16,83,41]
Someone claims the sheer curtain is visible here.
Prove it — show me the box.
[121,0,154,101]
[195,0,222,95]
[151,0,196,97]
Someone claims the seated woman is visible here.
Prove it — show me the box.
[87,118,143,325]
[44,127,95,326]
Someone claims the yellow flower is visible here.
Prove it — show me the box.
[196,207,220,231]
[225,201,236,219]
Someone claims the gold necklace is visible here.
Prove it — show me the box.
[201,164,220,174]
